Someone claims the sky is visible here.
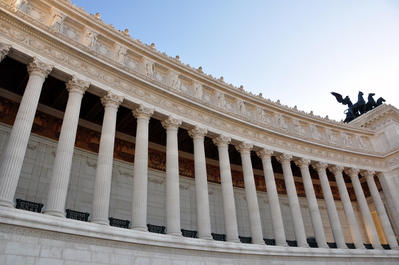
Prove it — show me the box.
[71,0,399,122]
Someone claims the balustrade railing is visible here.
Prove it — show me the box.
[147,224,166,234]
[66,209,90,221]
[109,217,130,228]
[15,198,44,213]
[181,229,198,238]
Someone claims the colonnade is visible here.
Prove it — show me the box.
[0,54,397,250]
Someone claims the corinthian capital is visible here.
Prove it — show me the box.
[161,115,182,130]
[0,43,11,62]
[27,57,53,78]
[362,170,375,180]
[276,153,292,164]
[256,148,273,160]
[132,104,154,120]
[235,141,253,154]
[212,134,231,147]
[312,162,328,172]
[329,165,344,175]
[101,91,124,108]
[345,168,360,178]
[66,75,90,94]
[295,158,311,168]
[188,126,207,139]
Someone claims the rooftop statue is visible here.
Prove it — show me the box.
[331,91,385,123]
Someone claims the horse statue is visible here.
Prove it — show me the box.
[331,92,356,122]
[376,97,386,107]
[348,91,365,118]
[364,93,376,112]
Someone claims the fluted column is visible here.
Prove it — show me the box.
[257,149,287,246]
[188,126,212,240]
[295,159,328,248]
[0,57,53,207]
[364,170,399,250]
[331,166,365,249]
[276,154,308,247]
[0,43,11,62]
[347,168,383,249]
[161,116,182,236]
[131,104,154,231]
[44,76,89,217]
[236,142,264,244]
[377,172,399,233]
[91,92,123,225]
[314,162,347,249]
[213,135,240,243]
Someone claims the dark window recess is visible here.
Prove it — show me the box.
[66,209,90,222]
[364,244,373,249]
[181,229,198,238]
[307,237,318,248]
[382,244,391,250]
[327,242,337,248]
[109,217,130,228]
[286,240,298,247]
[15,199,44,213]
[239,236,252,244]
[346,243,356,249]
[211,233,226,242]
[264,238,276,246]
[147,224,166,234]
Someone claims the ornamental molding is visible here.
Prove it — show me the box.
[0,1,394,169]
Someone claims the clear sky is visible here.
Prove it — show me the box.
[71,0,399,122]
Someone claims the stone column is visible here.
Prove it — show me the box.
[0,43,11,62]
[131,104,154,231]
[161,116,182,236]
[213,135,240,243]
[0,57,53,207]
[377,172,399,234]
[295,159,328,248]
[347,168,383,249]
[331,166,365,249]
[364,170,399,250]
[276,154,308,247]
[257,149,287,246]
[314,162,347,249]
[236,142,264,245]
[91,92,123,225]
[188,126,212,240]
[44,76,89,217]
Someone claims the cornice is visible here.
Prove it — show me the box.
[0,1,391,169]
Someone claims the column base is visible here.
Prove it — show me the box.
[354,244,366,250]
[227,238,240,243]
[43,209,66,218]
[253,240,266,245]
[0,199,14,208]
[337,244,348,249]
[167,231,183,237]
[131,225,148,232]
[198,235,213,240]
[298,243,310,248]
[90,218,110,225]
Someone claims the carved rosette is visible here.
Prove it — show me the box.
[329,165,344,175]
[346,168,360,179]
[161,115,182,130]
[235,141,253,155]
[27,57,53,78]
[100,92,124,108]
[188,126,207,140]
[312,162,328,172]
[132,104,154,120]
[276,153,292,164]
[212,135,231,147]
[66,75,90,95]
[0,43,11,62]
[295,158,311,169]
[256,148,273,160]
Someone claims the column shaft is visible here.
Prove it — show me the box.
[257,149,287,246]
[44,77,89,217]
[188,126,212,239]
[0,58,52,207]
[91,92,123,225]
[314,162,347,248]
[296,159,328,248]
[348,168,383,249]
[332,166,365,249]
[213,135,240,243]
[365,171,399,249]
[162,116,182,236]
[277,154,308,247]
[131,105,154,231]
[236,142,264,244]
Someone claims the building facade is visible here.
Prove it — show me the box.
[0,0,399,264]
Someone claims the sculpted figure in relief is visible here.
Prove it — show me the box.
[194,82,203,99]
[356,135,367,150]
[342,133,353,147]
[238,100,246,116]
[293,119,306,136]
[310,124,322,140]
[142,58,153,77]
[83,29,97,49]
[169,71,181,89]
[257,107,271,125]
[51,11,64,32]
[12,0,27,9]
[217,92,226,108]
[277,114,288,131]
[116,45,127,65]
[326,129,338,144]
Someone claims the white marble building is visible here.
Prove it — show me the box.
[0,0,399,264]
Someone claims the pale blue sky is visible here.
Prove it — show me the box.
[71,0,399,121]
